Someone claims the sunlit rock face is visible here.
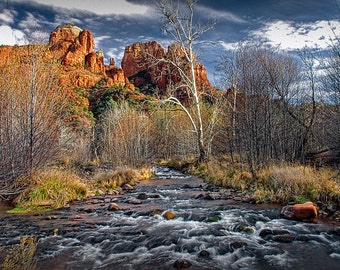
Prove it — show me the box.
[50,24,99,71]
[121,41,166,78]
[121,41,213,97]
[48,23,133,89]
[49,23,83,44]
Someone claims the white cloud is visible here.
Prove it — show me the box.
[196,5,247,24]
[251,20,340,50]
[105,47,125,66]
[17,0,149,15]
[18,12,46,30]
[95,35,111,43]
[0,25,27,45]
[94,35,111,50]
[219,40,240,51]
[0,8,17,24]
[13,12,50,43]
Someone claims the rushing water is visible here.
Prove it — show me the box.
[1,167,340,270]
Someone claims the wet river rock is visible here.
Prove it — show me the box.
[281,202,318,221]
[173,258,192,268]
[107,202,120,211]
[163,210,176,220]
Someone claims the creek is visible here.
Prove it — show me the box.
[0,166,340,270]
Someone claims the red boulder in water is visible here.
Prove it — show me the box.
[281,202,318,221]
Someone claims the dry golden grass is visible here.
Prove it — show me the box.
[11,169,89,213]
[138,167,154,180]
[158,158,194,170]
[95,167,153,190]
[188,159,253,191]
[190,159,340,205]
[255,165,340,203]
[0,236,37,270]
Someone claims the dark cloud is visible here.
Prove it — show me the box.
[1,0,339,79]
[198,0,339,21]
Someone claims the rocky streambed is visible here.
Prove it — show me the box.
[0,167,340,269]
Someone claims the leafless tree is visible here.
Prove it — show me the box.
[296,47,321,163]
[257,45,302,162]
[318,36,340,161]
[156,0,215,163]
[216,43,305,170]
[324,37,340,106]
[215,47,243,163]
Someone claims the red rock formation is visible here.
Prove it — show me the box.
[49,24,141,118]
[105,66,129,87]
[122,41,166,78]
[62,29,96,68]
[164,43,212,92]
[49,25,95,69]
[85,50,105,73]
[49,24,82,60]
[109,57,115,67]
[121,41,212,96]
[48,24,134,90]
[49,24,82,44]
[281,202,318,221]
[78,29,95,54]
[0,45,16,66]
[0,44,50,66]
[59,70,103,88]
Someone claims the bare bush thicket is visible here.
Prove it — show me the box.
[96,103,153,166]
[0,45,66,200]
[150,106,197,159]
[58,127,94,165]
[96,101,205,165]
[318,38,340,160]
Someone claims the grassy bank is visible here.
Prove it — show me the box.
[7,166,153,214]
[6,160,339,213]
[8,169,89,214]
[185,159,340,205]
[254,165,340,204]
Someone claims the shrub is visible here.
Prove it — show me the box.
[0,236,37,270]
[96,103,154,166]
[9,169,89,213]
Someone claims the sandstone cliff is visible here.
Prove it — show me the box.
[49,24,132,90]
[121,41,213,97]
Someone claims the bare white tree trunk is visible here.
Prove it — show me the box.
[156,0,215,162]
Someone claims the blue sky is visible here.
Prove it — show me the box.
[0,0,339,81]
